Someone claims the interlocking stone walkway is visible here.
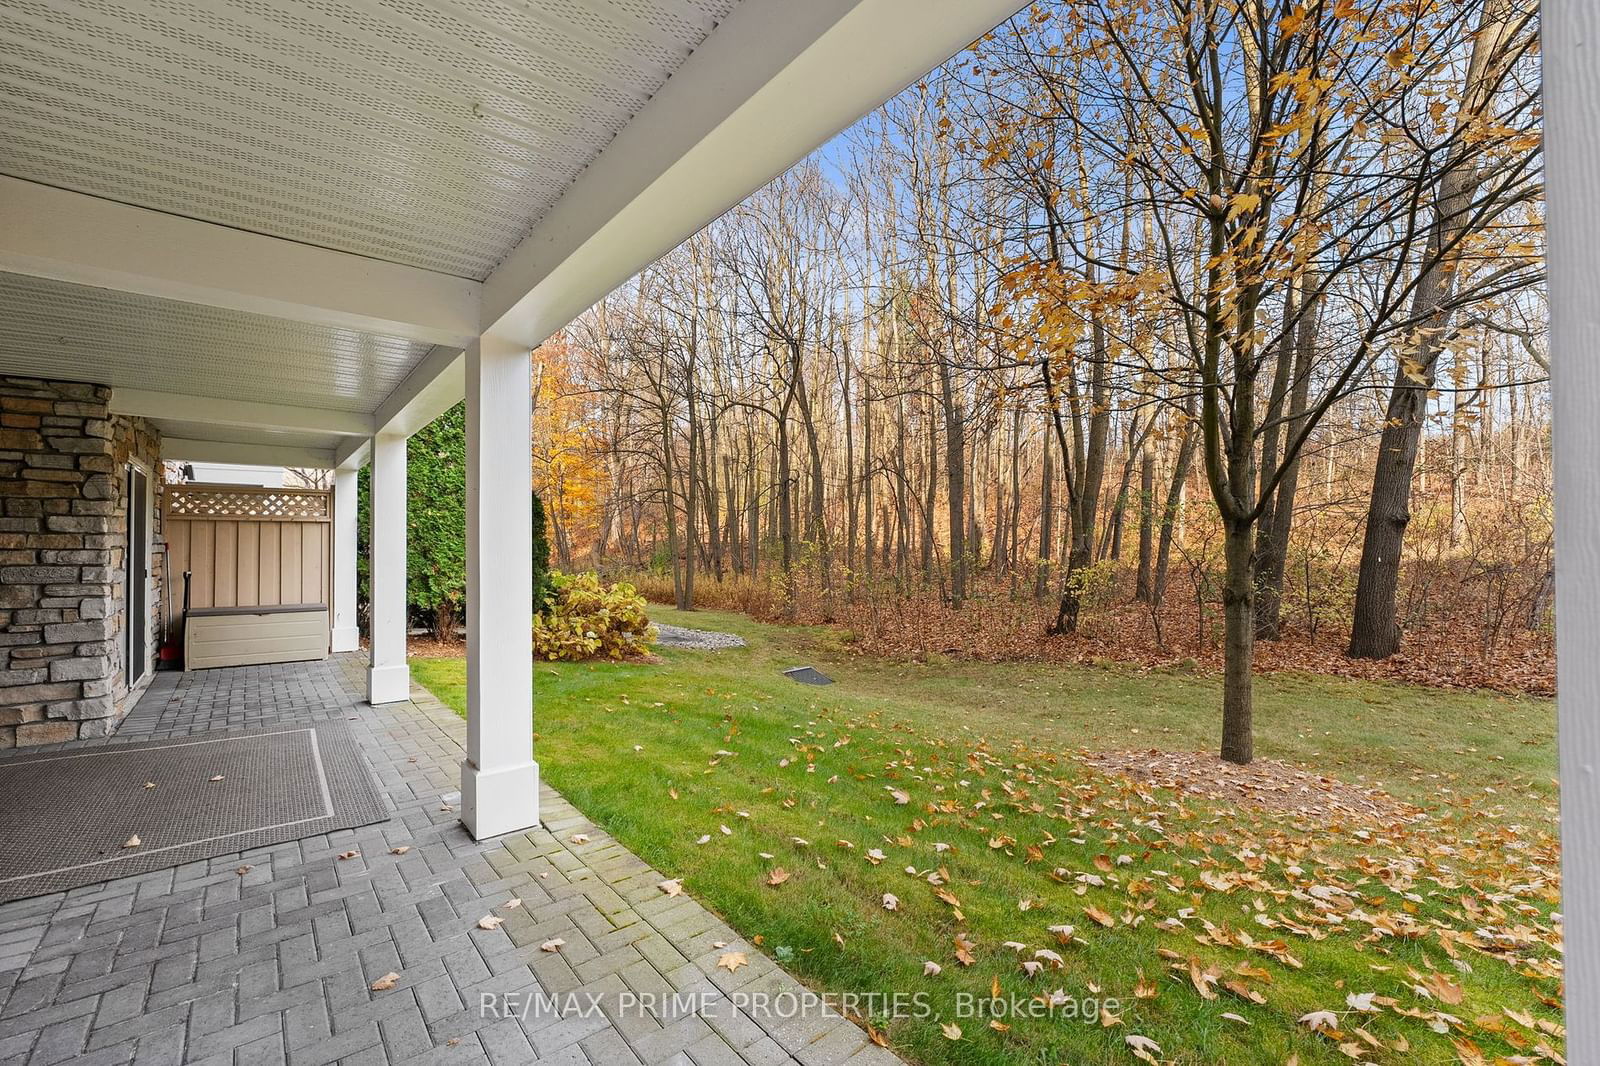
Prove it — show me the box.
[0,655,902,1066]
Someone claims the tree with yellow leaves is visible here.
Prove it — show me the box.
[959,0,1541,761]
[531,332,606,570]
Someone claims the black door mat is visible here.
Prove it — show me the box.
[0,721,388,902]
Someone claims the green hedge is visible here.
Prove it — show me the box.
[356,401,552,638]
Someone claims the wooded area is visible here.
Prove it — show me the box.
[529,0,1546,763]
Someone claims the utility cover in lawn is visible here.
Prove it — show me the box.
[783,665,833,685]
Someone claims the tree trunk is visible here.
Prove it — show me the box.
[1220,520,1255,764]
[1349,0,1519,658]
[701,415,723,582]
[777,413,794,579]
[921,391,936,578]
[746,434,760,580]
[1154,397,1197,603]
[937,349,966,607]
[678,370,698,612]
[1256,282,1317,640]
[1450,397,1467,547]
[1053,315,1112,632]
[1349,244,1456,657]
[1008,405,1022,580]
[723,453,740,576]
[1035,419,1054,600]
[1134,442,1155,601]
[861,365,874,582]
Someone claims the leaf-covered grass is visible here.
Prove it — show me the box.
[413,608,1561,1065]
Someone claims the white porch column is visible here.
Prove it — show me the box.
[331,465,360,653]
[460,332,538,839]
[367,431,410,704]
[1548,0,1599,1055]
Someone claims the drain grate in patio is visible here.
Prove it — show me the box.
[0,721,388,902]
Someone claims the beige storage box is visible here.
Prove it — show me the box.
[184,604,330,670]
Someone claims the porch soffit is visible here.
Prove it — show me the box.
[0,0,736,280]
[0,0,1027,459]
[0,271,447,416]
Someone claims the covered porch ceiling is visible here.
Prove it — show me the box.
[0,0,1024,466]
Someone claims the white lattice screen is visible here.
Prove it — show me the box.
[166,485,331,523]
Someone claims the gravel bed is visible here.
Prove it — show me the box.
[653,623,747,650]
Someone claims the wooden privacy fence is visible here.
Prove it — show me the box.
[163,484,333,667]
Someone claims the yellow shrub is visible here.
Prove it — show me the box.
[533,571,656,661]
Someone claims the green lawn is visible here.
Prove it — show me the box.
[414,608,1562,1065]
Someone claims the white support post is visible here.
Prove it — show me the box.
[367,432,410,704]
[331,466,360,653]
[1547,0,1599,1055]
[460,333,539,839]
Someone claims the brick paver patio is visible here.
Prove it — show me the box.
[0,655,902,1066]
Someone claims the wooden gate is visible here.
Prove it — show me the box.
[164,484,333,668]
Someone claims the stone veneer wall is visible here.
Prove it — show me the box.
[0,377,162,747]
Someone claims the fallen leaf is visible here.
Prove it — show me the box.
[570,833,590,844]
[1301,1010,1340,1032]
[390,845,411,856]
[1421,971,1464,1005]
[717,951,748,972]
[123,835,141,848]
[209,775,224,782]
[882,893,900,911]
[766,868,790,887]
[658,879,684,897]
[1346,992,1379,1013]
[370,972,400,991]
[540,938,565,952]
[338,851,359,860]
[1126,1034,1161,1063]
[478,915,505,931]
[923,961,942,977]
[235,865,252,876]
[939,1022,961,1040]
[502,898,522,910]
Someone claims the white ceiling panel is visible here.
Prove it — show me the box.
[144,421,344,450]
[0,0,736,279]
[0,271,445,413]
